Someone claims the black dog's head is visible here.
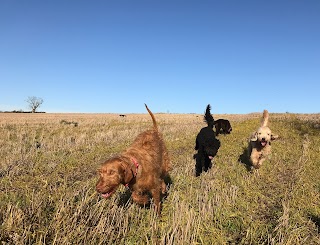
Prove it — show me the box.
[215,119,232,134]
[204,138,221,159]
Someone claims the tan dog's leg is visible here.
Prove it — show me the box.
[251,160,260,169]
[250,149,262,169]
[252,161,261,169]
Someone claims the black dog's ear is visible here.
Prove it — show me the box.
[271,134,279,140]
[250,132,258,141]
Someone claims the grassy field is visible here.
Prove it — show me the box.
[0,112,320,244]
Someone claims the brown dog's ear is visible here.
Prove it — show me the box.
[271,134,279,140]
[119,161,133,185]
[250,132,258,141]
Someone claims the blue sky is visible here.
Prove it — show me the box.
[1,1,319,114]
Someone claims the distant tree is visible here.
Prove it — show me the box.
[26,96,44,113]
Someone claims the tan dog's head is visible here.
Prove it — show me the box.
[251,126,278,147]
[96,157,131,198]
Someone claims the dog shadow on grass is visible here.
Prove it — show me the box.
[308,213,320,233]
[117,174,173,209]
[238,147,253,172]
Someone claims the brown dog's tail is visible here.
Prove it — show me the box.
[145,104,158,131]
[261,109,269,127]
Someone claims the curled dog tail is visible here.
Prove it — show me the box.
[145,104,158,131]
[204,104,214,128]
[261,109,269,127]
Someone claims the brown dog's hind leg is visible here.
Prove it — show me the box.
[161,179,167,194]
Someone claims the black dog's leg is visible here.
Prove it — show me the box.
[215,124,220,136]
[203,157,212,172]
[195,139,199,150]
[223,126,227,135]
[195,150,204,177]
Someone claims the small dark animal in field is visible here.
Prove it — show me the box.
[194,104,220,177]
[35,141,41,149]
[248,110,278,169]
[70,137,76,144]
[60,120,78,127]
[96,104,171,215]
[214,119,232,135]
[119,114,126,117]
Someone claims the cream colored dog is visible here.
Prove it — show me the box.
[248,110,278,169]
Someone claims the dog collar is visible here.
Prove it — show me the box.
[124,158,139,188]
[131,158,139,177]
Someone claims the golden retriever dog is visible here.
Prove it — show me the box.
[248,110,278,169]
[96,104,171,215]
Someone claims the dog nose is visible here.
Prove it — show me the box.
[96,183,103,192]
[262,137,265,141]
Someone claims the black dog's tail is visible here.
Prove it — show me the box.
[204,104,214,128]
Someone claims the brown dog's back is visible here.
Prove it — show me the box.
[124,105,171,175]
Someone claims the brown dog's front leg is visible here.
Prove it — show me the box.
[151,189,161,215]
[132,190,149,205]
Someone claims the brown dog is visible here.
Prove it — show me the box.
[96,104,171,215]
[248,110,278,169]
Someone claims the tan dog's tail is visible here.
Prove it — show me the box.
[145,104,158,131]
[261,109,269,127]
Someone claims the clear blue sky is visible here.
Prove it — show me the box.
[1,1,319,114]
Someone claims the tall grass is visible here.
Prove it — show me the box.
[0,112,320,244]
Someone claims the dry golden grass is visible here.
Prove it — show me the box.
[1,112,320,244]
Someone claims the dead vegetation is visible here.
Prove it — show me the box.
[0,112,320,244]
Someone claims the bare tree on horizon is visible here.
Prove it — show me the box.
[26,96,44,113]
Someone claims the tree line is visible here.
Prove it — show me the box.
[0,96,44,113]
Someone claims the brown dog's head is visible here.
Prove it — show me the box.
[251,126,278,147]
[96,157,131,198]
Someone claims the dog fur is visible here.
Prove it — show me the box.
[194,104,220,176]
[96,104,171,215]
[248,110,278,169]
[214,119,232,135]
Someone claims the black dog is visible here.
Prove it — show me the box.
[214,119,232,136]
[194,104,220,176]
